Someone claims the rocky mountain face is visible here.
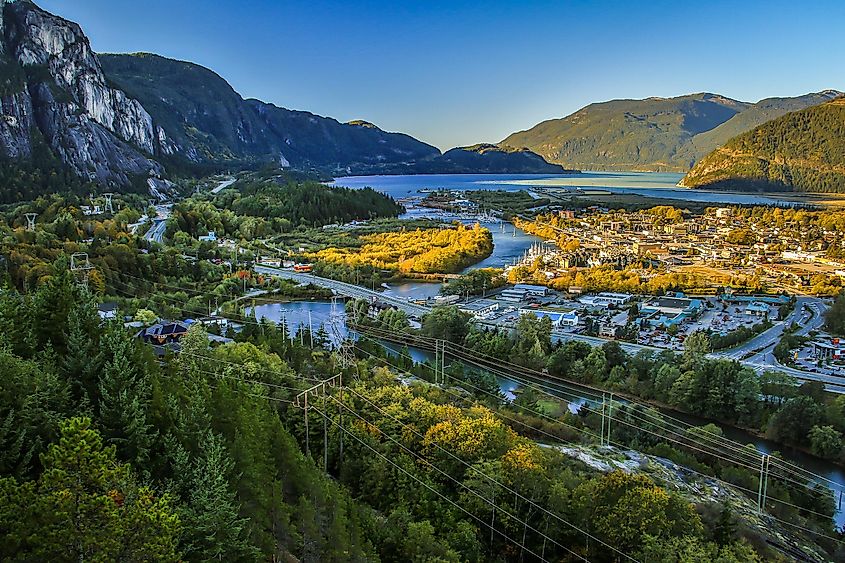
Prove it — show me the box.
[680,97,845,192]
[502,92,841,172]
[0,0,166,186]
[0,0,581,196]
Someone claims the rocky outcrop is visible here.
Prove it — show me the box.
[0,0,164,186]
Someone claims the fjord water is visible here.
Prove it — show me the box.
[331,171,800,206]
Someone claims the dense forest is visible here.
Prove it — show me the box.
[169,177,404,241]
[2,271,833,561]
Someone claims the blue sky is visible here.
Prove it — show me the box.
[41,0,845,150]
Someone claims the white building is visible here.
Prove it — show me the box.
[460,299,500,318]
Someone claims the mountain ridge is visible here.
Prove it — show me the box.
[502,91,841,173]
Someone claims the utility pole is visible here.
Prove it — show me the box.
[757,454,770,514]
[24,213,37,231]
[295,375,342,463]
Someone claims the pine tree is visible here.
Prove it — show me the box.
[180,431,258,561]
[97,325,155,469]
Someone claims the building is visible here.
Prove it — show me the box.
[97,302,118,321]
[580,292,632,308]
[598,324,617,338]
[460,299,500,318]
[518,308,577,328]
[640,296,703,327]
[500,288,528,302]
[136,321,190,345]
[199,231,217,242]
[513,284,549,296]
[745,301,770,317]
[812,339,845,361]
[434,294,460,305]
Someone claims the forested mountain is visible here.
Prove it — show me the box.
[415,144,575,174]
[502,91,840,172]
[680,97,845,192]
[98,53,441,174]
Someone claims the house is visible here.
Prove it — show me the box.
[199,231,217,242]
[598,324,617,338]
[561,312,579,327]
[136,321,190,345]
[97,302,118,321]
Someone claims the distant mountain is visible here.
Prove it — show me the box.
[409,144,574,174]
[680,97,845,192]
[100,54,567,177]
[502,92,840,172]
[98,53,441,173]
[0,2,563,199]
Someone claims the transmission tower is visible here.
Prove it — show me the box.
[24,213,37,231]
[103,193,115,214]
[70,252,94,288]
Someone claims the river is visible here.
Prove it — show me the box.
[330,171,807,206]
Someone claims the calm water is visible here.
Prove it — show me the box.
[331,171,802,206]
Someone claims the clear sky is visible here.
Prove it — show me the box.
[40,0,845,150]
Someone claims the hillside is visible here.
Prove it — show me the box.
[98,53,441,173]
[680,98,845,192]
[678,90,842,163]
[502,92,840,172]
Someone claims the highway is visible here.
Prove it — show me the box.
[254,266,845,392]
[211,177,236,194]
[143,204,172,243]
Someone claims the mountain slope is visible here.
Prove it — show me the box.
[0,0,166,190]
[680,98,845,192]
[502,93,749,172]
[98,53,441,172]
[503,92,840,172]
[678,90,842,164]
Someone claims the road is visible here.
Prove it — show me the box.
[714,297,827,361]
[211,177,236,194]
[254,267,845,392]
[143,204,173,243]
[253,266,433,318]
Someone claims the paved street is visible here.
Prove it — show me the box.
[143,204,172,243]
